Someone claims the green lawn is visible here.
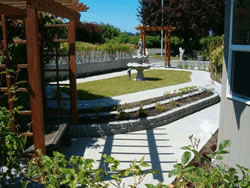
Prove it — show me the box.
[70,70,191,100]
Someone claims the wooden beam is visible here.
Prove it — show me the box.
[0,3,26,15]
[135,25,175,32]
[27,0,80,20]
[68,20,78,124]
[25,7,46,154]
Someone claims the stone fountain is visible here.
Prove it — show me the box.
[127,39,151,81]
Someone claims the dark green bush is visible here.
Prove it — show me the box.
[171,36,184,56]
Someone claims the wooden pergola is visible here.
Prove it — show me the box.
[0,0,88,154]
[136,25,175,68]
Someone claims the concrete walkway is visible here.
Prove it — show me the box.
[59,66,222,186]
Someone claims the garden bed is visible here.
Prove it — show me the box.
[77,89,213,124]
[71,88,220,137]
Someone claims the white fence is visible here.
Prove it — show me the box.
[45,58,134,80]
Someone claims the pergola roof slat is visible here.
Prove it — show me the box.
[0,0,88,20]
[0,3,26,16]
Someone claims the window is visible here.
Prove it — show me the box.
[228,0,250,104]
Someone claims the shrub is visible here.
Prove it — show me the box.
[117,105,129,120]
[169,100,177,108]
[155,103,164,113]
[164,91,171,98]
[137,104,147,118]
[99,23,121,42]
[199,36,213,59]
[0,107,26,180]
[199,35,224,60]
[208,35,224,55]
[171,36,184,56]
[209,45,224,76]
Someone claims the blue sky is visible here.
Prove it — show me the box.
[80,0,141,33]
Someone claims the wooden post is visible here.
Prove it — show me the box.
[38,15,47,119]
[25,7,46,154]
[68,20,78,124]
[143,31,146,56]
[140,30,143,41]
[1,15,15,130]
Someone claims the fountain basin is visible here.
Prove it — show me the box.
[127,63,151,80]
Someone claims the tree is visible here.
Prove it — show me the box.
[138,0,225,54]
[76,22,103,43]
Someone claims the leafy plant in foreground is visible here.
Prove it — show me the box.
[26,151,155,188]
[168,136,250,188]
[0,107,26,180]
[103,154,156,188]
[26,150,109,188]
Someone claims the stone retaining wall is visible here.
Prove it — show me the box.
[71,92,220,138]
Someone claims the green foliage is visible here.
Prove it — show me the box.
[198,35,224,80]
[145,35,161,48]
[169,137,250,188]
[138,0,224,55]
[117,105,129,120]
[65,41,136,57]
[207,35,224,55]
[103,154,155,188]
[199,36,213,59]
[209,45,223,76]
[137,103,147,118]
[155,103,164,113]
[0,107,26,180]
[26,151,154,188]
[171,36,184,56]
[145,183,169,188]
[164,91,171,98]
[27,150,109,188]
[169,100,177,108]
[99,23,121,42]
[178,86,197,95]
[21,138,250,188]
[199,35,224,60]
[98,40,135,55]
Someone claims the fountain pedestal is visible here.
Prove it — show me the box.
[127,62,150,80]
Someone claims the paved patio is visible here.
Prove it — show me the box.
[59,66,221,186]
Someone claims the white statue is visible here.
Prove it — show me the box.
[179,47,185,61]
[145,48,149,56]
[137,39,143,56]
